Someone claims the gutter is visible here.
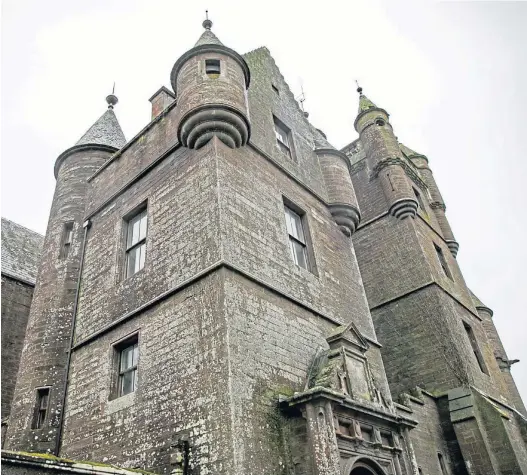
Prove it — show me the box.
[54,219,91,456]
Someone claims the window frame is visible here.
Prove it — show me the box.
[60,221,74,259]
[434,243,453,280]
[205,59,221,78]
[32,387,50,430]
[273,116,294,159]
[463,321,488,375]
[123,204,148,279]
[282,198,317,274]
[111,333,140,400]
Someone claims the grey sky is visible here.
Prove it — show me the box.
[2,0,526,401]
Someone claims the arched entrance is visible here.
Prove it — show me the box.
[351,466,377,475]
[350,458,386,475]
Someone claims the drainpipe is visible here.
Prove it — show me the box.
[54,219,91,456]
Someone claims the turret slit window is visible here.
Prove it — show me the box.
[434,243,452,280]
[414,188,428,217]
[32,387,50,429]
[205,59,221,78]
[463,322,488,374]
[274,116,294,159]
[60,222,74,258]
[125,206,147,278]
[283,199,316,273]
[438,453,448,475]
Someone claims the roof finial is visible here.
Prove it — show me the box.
[106,82,118,109]
[203,10,212,30]
[355,80,363,96]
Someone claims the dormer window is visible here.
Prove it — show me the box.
[205,59,221,78]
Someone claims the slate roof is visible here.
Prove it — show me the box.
[194,29,224,47]
[75,108,126,149]
[1,218,44,285]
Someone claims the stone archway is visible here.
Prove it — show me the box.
[350,458,387,475]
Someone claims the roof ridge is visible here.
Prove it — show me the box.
[1,217,44,238]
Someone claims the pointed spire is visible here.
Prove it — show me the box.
[356,83,377,113]
[195,11,223,47]
[75,95,126,149]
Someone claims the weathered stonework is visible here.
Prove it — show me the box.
[2,17,525,475]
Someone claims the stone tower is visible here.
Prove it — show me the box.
[3,17,526,475]
[344,88,527,475]
[5,97,126,453]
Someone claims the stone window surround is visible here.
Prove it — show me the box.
[31,386,51,430]
[282,196,317,275]
[121,201,148,280]
[109,331,140,402]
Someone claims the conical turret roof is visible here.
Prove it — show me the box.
[76,107,126,149]
[195,28,224,47]
[358,94,377,113]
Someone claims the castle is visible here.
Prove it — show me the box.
[2,17,526,475]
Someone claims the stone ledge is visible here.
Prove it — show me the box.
[1,451,157,475]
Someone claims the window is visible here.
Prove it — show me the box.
[284,204,309,270]
[434,243,452,280]
[125,207,147,278]
[414,188,428,217]
[274,116,293,158]
[463,322,488,374]
[375,118,386,126]
[272,84,279,95]
[359,424,373,442]
[438,453,448,475]
[380,431,393,447]
[32,387,50,429]
[117,337,139,397]
[205,59,220,78]
[60,222,74,258]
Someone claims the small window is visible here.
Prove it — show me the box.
[359,424,373,442]
[380,431,393,447]
[116,337,139,397]
[272,84,279,95]
[434,243,452,280]
[274,116,293,159]
[438,453,448,475]
[284,204,309,270]
[32,387,50,429]
[60,222,74,258]
[125,207,147,278]
[463,322,488,374]
[414,188,428,217]
[205,59,220,78]
[375,118,386,126]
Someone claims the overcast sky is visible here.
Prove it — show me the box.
[2,0,526,402]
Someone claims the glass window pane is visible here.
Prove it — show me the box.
[120,371,135,396]
[284,207,305,242]
[126,247,137,277]
[139,214,147,241]
[132,343,139,366]
[290,239,307,269]
[138,243,146,272]
[120,346,134,371]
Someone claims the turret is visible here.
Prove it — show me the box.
[354,87,417,219]
[400,144,459,257]
[171,15,250,149]
[5,96,125,454]
[470,291,526,415]
[313,130,361,236]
